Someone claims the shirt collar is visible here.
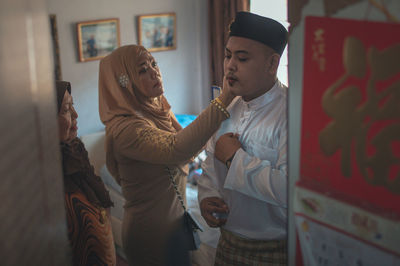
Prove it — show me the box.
[240,80,282,110]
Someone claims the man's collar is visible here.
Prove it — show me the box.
[240,80,282,110]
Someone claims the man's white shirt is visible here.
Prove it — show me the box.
[198,80,287,240]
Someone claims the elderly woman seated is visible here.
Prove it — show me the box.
[56,81,116,266]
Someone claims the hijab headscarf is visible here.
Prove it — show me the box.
[55,80,71,113]
[56,81,113,208]
[99,45,181,132]
[98,45,182,183]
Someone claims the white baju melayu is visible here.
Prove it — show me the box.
[198,80,288,241]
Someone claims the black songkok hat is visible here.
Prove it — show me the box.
[229,12,288,56]
[55,81,71,113]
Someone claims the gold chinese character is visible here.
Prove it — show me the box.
[314,28,325,42]
[319,36,400,194]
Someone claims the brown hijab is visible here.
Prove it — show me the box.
[55,80,71,113]
[99,45,181,132]
[98,45,182,182]
[56,81,113,208]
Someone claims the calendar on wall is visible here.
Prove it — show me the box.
[295,16,400,265]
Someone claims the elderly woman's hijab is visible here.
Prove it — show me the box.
[56,81,71,113]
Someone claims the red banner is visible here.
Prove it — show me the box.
[300,16,400,217]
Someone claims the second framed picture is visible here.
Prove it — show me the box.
[137,13,176,52]
[76,18,120,62]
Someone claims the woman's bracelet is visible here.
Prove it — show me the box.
[211,97,230,118]
[214,97,227,110]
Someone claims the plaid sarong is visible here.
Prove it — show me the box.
[214,229,287,266]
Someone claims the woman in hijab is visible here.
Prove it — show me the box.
[98,45,235,265]
[56,81,116,266]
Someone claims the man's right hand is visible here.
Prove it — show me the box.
[215,132,241,165]
[200,197,229,228]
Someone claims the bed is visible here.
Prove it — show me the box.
[80,114,220,265]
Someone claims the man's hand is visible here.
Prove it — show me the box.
[200,197,229,228]
[215,133,241,164]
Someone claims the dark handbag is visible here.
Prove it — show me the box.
[167,167,203,250]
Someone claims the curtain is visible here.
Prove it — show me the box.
[208,0,250,89]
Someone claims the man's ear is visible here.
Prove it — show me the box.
[267,53,280,75]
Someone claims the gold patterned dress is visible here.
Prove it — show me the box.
[107,103,228,265]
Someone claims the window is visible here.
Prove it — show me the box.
[251,0,289,86]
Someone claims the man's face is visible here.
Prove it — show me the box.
[224,36,276,101]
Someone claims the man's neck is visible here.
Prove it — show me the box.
[242,78,277,102]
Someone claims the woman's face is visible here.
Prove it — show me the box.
[135,52,164,98]
[58,90,78,143]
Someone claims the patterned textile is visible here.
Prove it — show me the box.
[62,138,113,209]
[214,229,287,266]
[136,127,177,154]
[65,190,116,266]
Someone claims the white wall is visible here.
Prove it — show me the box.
[47,0,210,136]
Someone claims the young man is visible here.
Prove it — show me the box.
[198,12,288,265]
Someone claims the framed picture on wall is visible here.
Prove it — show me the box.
[76,18,120,62]
[137,13,176,52]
